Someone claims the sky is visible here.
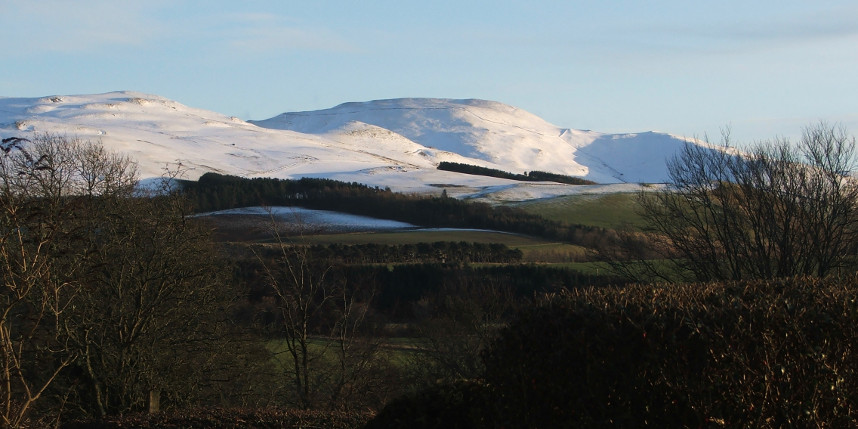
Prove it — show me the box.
[2,1,857,143]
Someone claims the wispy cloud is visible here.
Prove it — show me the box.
[651,5,858,52]
[215,13,357,55]
[1,1,170,53]
[2,4,358,60]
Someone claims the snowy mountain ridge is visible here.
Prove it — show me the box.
[0,91,697,201]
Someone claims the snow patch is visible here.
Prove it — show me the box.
[201,206,417,232]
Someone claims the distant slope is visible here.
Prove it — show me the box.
[252,98,696,183]
[0,91,703,200]
[0,92,482,191]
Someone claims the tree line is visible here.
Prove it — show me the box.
[181,172,606,246]
[301,242,523,265]
[437,161,596,185]
[234,253,617,325]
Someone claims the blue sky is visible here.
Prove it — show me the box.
[2,1,857,142]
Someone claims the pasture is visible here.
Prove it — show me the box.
[514,191,646,230]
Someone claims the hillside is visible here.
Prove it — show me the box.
[0,92,698,201]
[253,98,695,184]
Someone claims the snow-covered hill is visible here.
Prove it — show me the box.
[253,98,694,184]
[0,91,698,201]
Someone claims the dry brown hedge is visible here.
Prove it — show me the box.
[482,276,858,427]
[61,407,373,429]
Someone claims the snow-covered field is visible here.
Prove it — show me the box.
[202,206,417,233]
[200,206,537,234]
[454,182,654,203]
[0,91,700,202]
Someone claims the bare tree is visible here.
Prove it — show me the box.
[410,277,516,384]
[635,123,858,282]
[256,210,380,410]
[0,134,251,425]
[64,183,235,417]
[0,134,137,428]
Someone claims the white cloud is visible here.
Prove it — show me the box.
[1,4,355,59]
[650,4,858,52]
[1,1,169,53]
[219,13,357,54]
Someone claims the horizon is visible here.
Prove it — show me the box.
[2,1,857,143]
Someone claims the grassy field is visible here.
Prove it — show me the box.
[514,241,591,263]
[513,192,647,230]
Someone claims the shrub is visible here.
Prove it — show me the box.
[363,381,494,429]
[61,407,373,429]
[482,277,858,427]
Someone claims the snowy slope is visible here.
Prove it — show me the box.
[0,91,699,201]
[253,98,696,184]
[0,92,485,190]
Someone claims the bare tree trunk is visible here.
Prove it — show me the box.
[148,390,160,414]
[257,207,378,409]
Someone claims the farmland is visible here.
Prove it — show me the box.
[514,191,647,230]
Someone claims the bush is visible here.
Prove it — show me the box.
[364,381,494,429]
[62,407,373,429]
[482,277,858,427]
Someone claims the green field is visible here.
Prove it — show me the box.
[513,242,591,263]
[513,192,646,230]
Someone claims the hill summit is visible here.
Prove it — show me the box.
[0,92,697,200]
